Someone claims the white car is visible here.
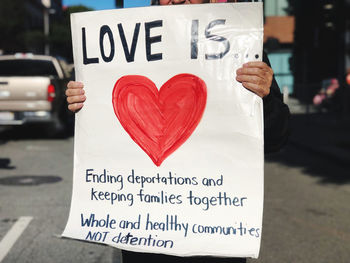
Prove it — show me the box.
[0,53,73,136]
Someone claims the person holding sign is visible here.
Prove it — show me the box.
[65,0,290,263]
[66,1,289,154]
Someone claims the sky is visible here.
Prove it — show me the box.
[62,0,151,10]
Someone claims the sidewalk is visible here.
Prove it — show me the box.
[286,97,350,165]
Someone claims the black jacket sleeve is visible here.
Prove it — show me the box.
[262,52,290,153]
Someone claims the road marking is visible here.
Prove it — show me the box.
[0,216,33,262]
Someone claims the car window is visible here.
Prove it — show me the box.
[0,59,59,77]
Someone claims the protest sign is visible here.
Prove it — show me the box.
[63,3,264,258]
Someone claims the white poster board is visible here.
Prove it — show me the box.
[63,3,264,258]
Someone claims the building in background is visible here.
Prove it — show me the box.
[292,0,349,105]
[263,0,295,95]
[25,0,62,28]
[26,0,63,55]
[0,0,62,55]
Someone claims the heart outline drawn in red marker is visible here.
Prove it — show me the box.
[112,74,207,166]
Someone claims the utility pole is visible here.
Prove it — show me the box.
[42,0,51,55]
[115,0,124,8]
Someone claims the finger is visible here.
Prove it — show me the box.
[243,62,273,74]
[236,67,266,77]
[242,82,270,98]
[65,88,84,97]
[68,103,84,113]
[236,74,265,86]
[241,71,273,86]
[67,81,84,89]
[67,95,86,104]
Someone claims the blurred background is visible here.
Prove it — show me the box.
[0,0,349,263]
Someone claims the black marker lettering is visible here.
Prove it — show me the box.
[205,19,230,60]
[118,23,141,63]
[191,20,199,59]
[145,20,163,61]
[82,27,99,65]
[99,25,115,62]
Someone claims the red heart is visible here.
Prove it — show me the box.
[112,74,207,166]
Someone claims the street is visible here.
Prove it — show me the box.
[0,125,349,263]
[0,127,118,263]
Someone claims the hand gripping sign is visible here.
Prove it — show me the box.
[63,3,264,258]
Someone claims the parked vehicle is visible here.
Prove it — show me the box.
[0,53,73,136]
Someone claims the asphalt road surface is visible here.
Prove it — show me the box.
[0,126,349,263]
